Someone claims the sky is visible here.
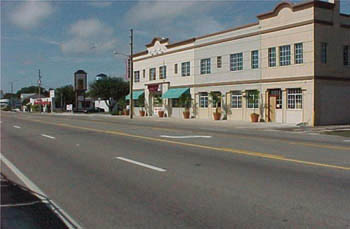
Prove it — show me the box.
[1,0,349,93]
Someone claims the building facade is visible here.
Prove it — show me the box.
[131,0,350,126]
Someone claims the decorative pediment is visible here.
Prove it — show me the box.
[147,38,168,56]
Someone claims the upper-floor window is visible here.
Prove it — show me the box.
[199,92,209,108]
[268,47,276,67]
[230,53,243,71]
[287,88,302,109]
[143,69,145,78]
[321,42,328,64]
[246,90,259,109]
[134,71,140,82]
[181,62,190,77]
[159,66,166,79]
[217,56,222,68]
[344,45,349,66]
[231,91,242,108]
[251,50,259,69]
[294,43,303,64]
[279,45,291,66]
[200,58,211,75]
[174,64,178,74]
[149,68,156,81]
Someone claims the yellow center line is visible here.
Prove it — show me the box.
[11,116,350,171]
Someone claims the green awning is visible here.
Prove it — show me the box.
[125,90,144,100]
[162,88,189,99]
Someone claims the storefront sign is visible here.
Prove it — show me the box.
[66,104,73,111]
[148,84,160,93]
[50,90,55,98]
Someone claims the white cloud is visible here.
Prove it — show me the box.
[10,0,53,29]
[61,18,117,55]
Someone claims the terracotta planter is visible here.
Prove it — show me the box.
[250,113,259,122]
[213,112,221,120]
[139,110,145,117]
[158,110,165,118]
[123,110,129,116]
[183,111,190,119]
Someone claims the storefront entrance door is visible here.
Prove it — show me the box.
[268,96,277,122]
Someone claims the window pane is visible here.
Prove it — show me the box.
[251,50,259,69]
[295,43,303,64]
[269,47,276,67]
[230,53,243,71]
[279,45,291,66]
[200,59,211,74]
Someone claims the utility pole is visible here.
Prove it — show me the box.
[38,69,42,112]
[130,29,134,119]
[10,82,14,109]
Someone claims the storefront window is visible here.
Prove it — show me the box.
[247,90,259,109]
[153,94,162,107]
[199,93,208,108]
[287,88,302,109]
[231,91,242,108]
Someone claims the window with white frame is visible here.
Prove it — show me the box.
[174,64,178,74]
[181,62,190,76]
[268,47,276,67]
[294,43,303,64]
[321,42,328,64]
[287,88,302,109]
[344,45,349,66]
[200,58,211,74]
[246,90,259,109]
[217,56,222,68]
[199,92,208,108]
[143,69,145,78]
[149,68,156,81]
[159,66,166,79]
[231,91,242,108]
[251,50,259,69]
[230,53,243,71]
[279,45,291,66]
[134,71,140,82]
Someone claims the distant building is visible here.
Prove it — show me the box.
[96,73,107,81]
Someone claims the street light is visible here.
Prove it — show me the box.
[113,29,134,119]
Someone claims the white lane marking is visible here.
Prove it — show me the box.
[115,157,166,172]
[308,133,320,136]
[0,153,82,229]
[13,125,21,129]
[41,134,56,139]
[160,135,212,139]
[344,140,350,142]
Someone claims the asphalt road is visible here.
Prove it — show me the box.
[1,112,350,228]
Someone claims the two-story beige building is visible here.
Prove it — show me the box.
[130,0,350,126]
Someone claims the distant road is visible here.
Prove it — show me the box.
[1,112,350,228]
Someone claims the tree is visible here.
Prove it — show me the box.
[88,77,129,111]
[16,86,48,97]
[54,85,75,110]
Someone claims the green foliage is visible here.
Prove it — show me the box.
[16,86,47,97]
[178,94,192,110]
[32,104,41,112]
[209,92,223,113]
[89,77,129,110]
[137,94,145,108]
[3,93,17,99]
[22,98,30,106]
[1,106,11,111]
[54,85,75,109]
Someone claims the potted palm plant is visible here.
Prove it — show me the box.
[248,90,260,122]
[154,95,164,118]
[138,95,145,117]
[209,92,223,120]
[179,94,192,119]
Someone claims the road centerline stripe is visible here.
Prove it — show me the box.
[13,125,21,129]
[115,157,166,172]
[41,134,56,139]
[160,135,212,139]
[10,116,350,171]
